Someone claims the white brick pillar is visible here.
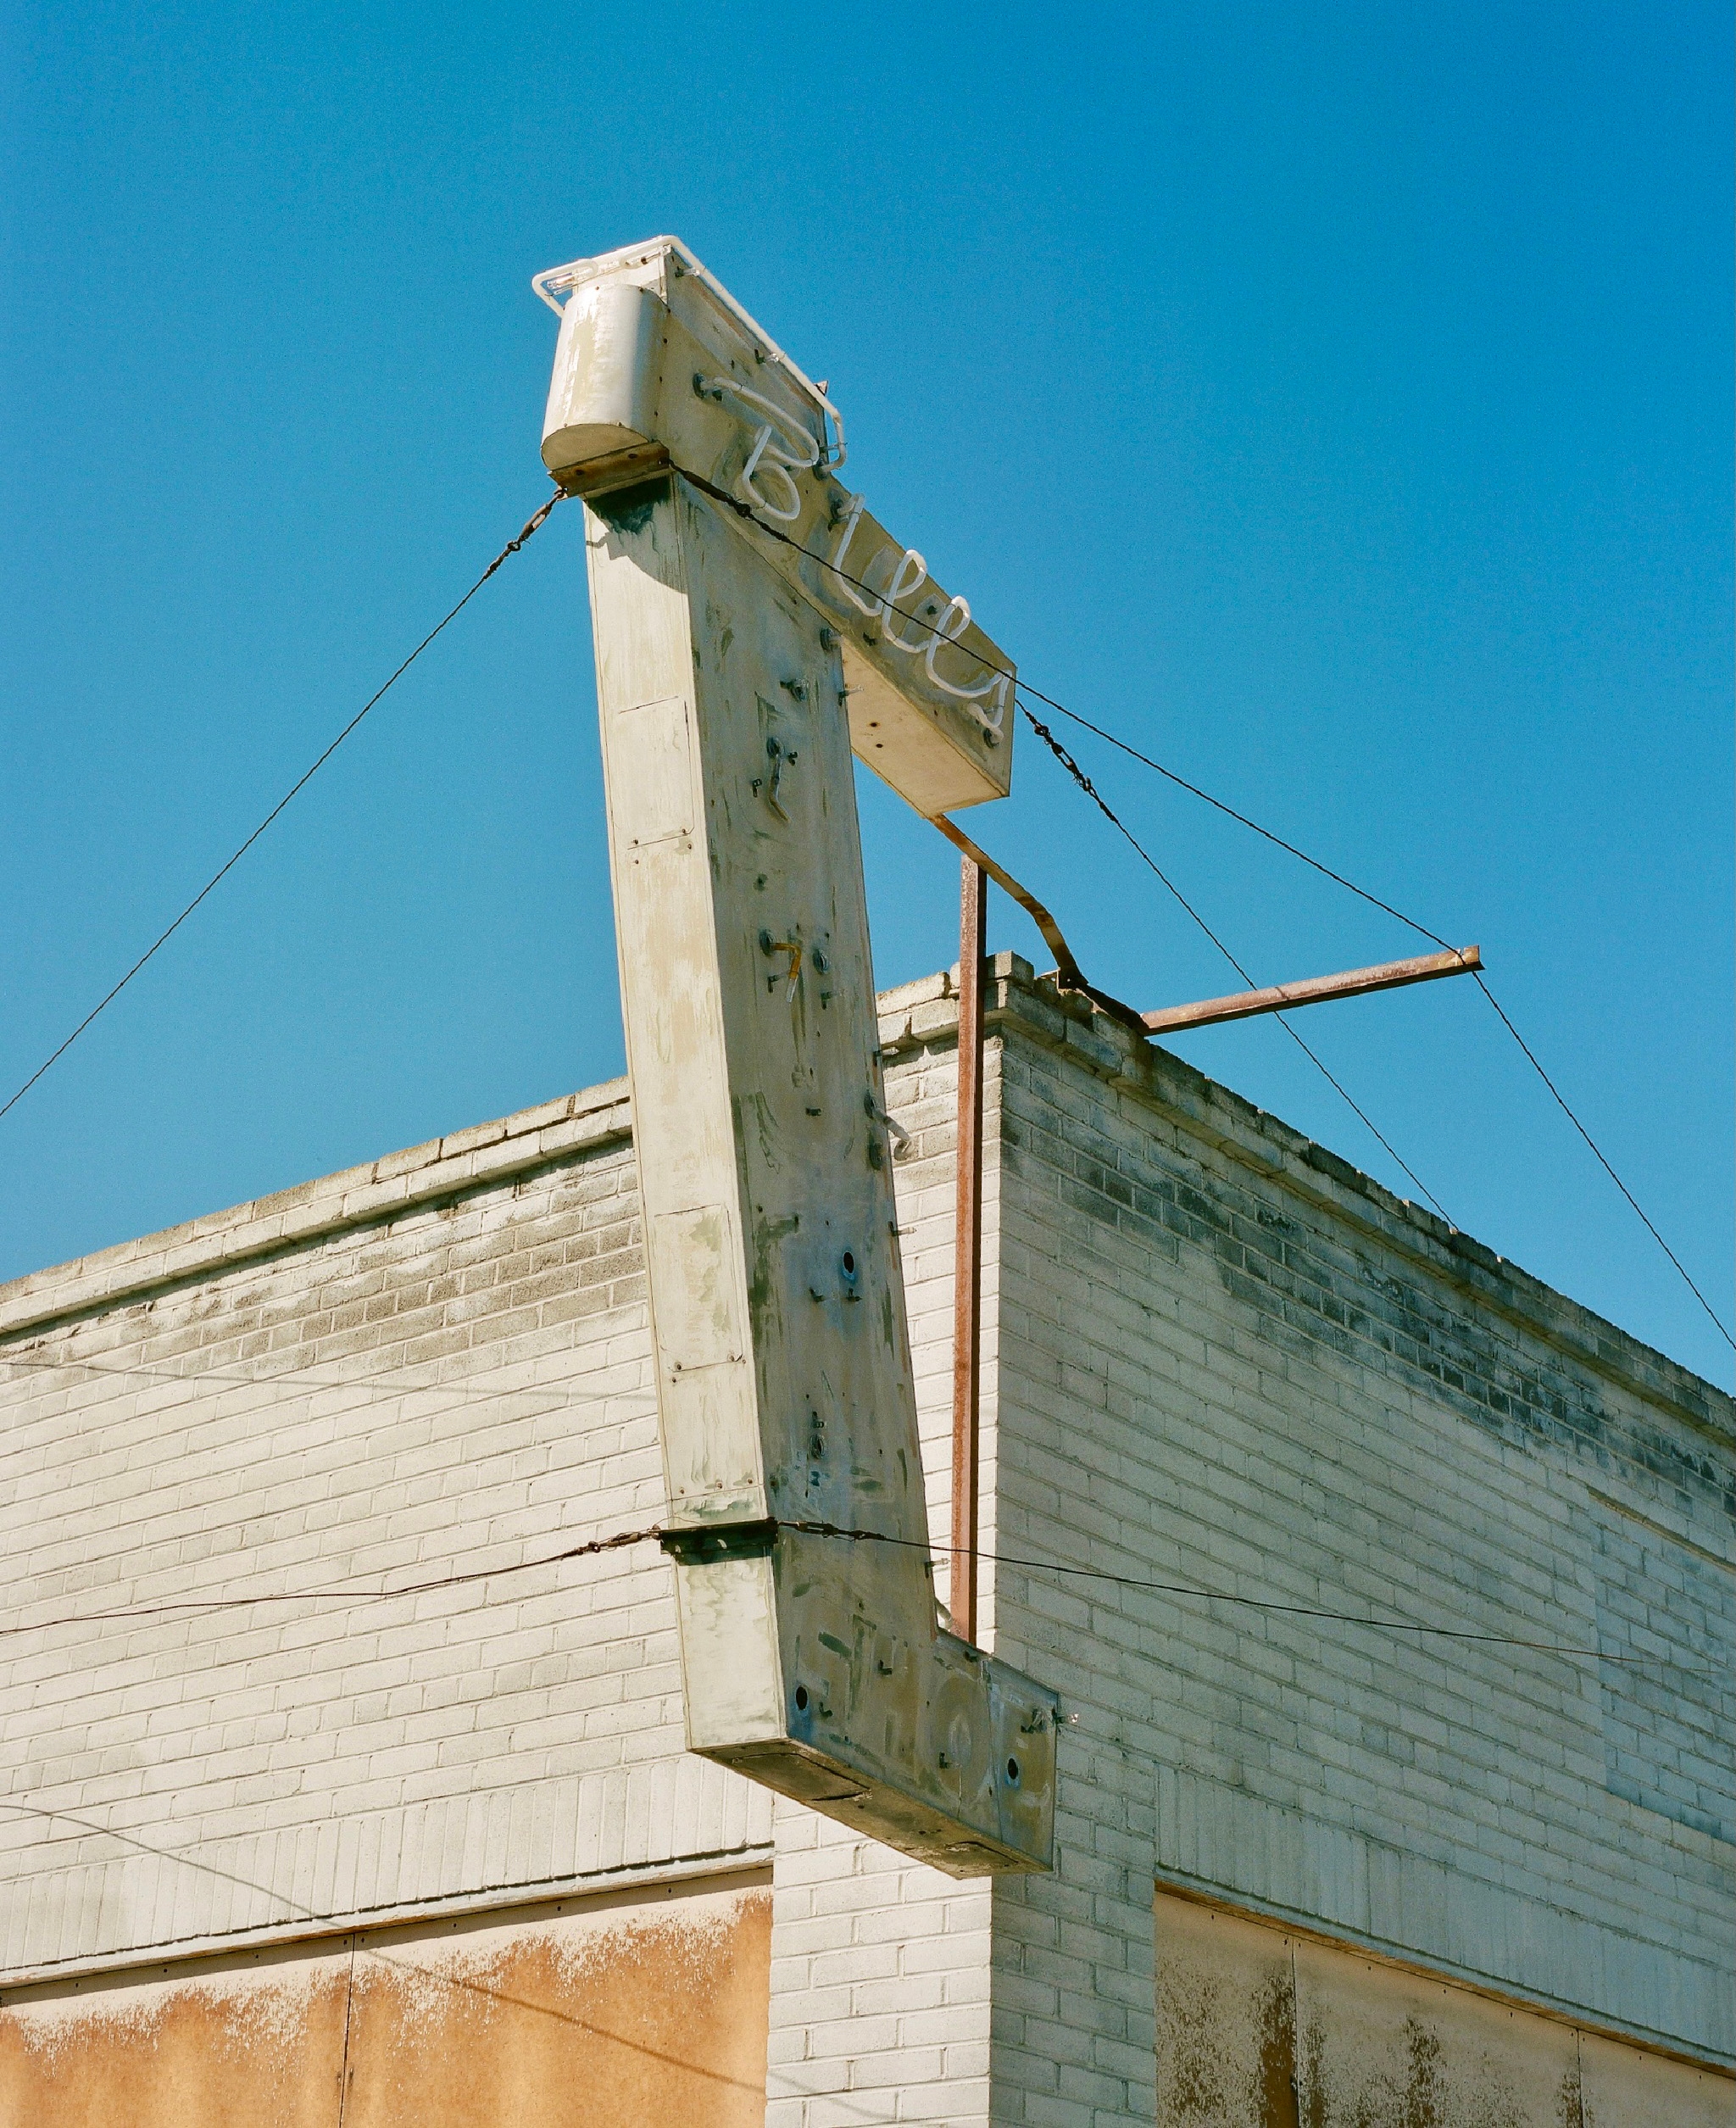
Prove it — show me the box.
[987,1740,1158,2124]
[766,1802,994,2127]
[763,1770,1155,2128]
[766,994,1158,2125]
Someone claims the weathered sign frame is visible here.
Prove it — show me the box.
[538,237,1055,1876]
[537,235,1013,818]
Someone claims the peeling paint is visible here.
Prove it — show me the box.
[0,1885,770,2128]
[1157,1893,1732,2128]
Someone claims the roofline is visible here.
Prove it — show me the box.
[4,960,1728,1441]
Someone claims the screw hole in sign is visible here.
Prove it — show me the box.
[794,1685,810,1713]
[1006,1758,1021,1784]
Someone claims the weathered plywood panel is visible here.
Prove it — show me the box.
[0,1939,353,2128]
[1155,1894,1300,2128]
[0,1885,771,2128]
[339,1886,771,2128]
[1581,2031,1735,2128]
[1292,1932,1579,2125]
[1155,1889,1734,2127]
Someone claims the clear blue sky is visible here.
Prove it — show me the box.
[3,1,1730,1386]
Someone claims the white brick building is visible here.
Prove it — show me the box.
[2,960,1729,2124]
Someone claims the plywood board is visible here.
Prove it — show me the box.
[1155,1889,1733,2128]
[0,1887,771,2128]
[1580,2031,1735,2128]
[0,1939,353,2128]
[1155,1892,1301,2128]
[1292,1932,1580,2125]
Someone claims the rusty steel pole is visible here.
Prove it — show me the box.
[950,855,988,1643]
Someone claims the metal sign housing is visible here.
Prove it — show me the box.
[538,236,1015,818]
[542,239,1054,1876]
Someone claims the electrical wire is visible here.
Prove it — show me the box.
[784,1520,1718,1675]
[8,456,1722,1346]
[0,1797,331,1925]
[677,463,1727,1345]
[1466,979,1733,1352]
[0,1348,658,1577]
[3,1514,1711,1674]
[0,1342,658,1420]
[1015,706,1457,1224]
[676,465,1454,1222]
[0,1521,664,1640]
[1014,686,1455,945]
[1015,692,1735,1354]
[0,493,566,1126]
[0,470,1716,2016]
[0,1795,766,2098]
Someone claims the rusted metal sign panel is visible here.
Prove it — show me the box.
[547,242,1055,1875]
[536,236,1014,817]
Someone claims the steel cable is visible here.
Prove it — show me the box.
[0,493,566,1123]
[680,466,1727,1345]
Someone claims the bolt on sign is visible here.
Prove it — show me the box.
[535,236,1055,1875]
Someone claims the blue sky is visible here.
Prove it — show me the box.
[3,0,1729,1386]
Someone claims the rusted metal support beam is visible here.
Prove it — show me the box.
[950,855,988,1645]
[928,814,1149,1037]
[1142,944,1482,1036]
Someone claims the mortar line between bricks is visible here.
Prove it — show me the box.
[0,1133,635,1344]
[981,1002,1730,1437]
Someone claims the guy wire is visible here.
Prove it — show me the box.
[676,464,1728,1344]
[3,1513,1710,1674]
[0,493,566,1122]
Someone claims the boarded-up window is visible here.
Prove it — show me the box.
[0,1880,771,2128]
[1155,1887,1733,2128]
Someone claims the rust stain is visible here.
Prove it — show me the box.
[1255,1968,1300,2128]
[1299,2010,1327,2128]
[1294,1951,1570,2128]
[0,1886,771,2128]
[1156,1898,1299,2126]
[1398,2017,1449,2128]
[1155,1891,1728,2128]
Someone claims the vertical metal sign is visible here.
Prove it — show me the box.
[537,238,1054,1875]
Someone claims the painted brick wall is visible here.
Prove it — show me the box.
[0,981,988,2034]
[0,1083,772,1979]
[976,956,1733,2081]
[3,959,1728,2115]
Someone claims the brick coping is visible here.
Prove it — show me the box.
[0,1083,633,1342]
